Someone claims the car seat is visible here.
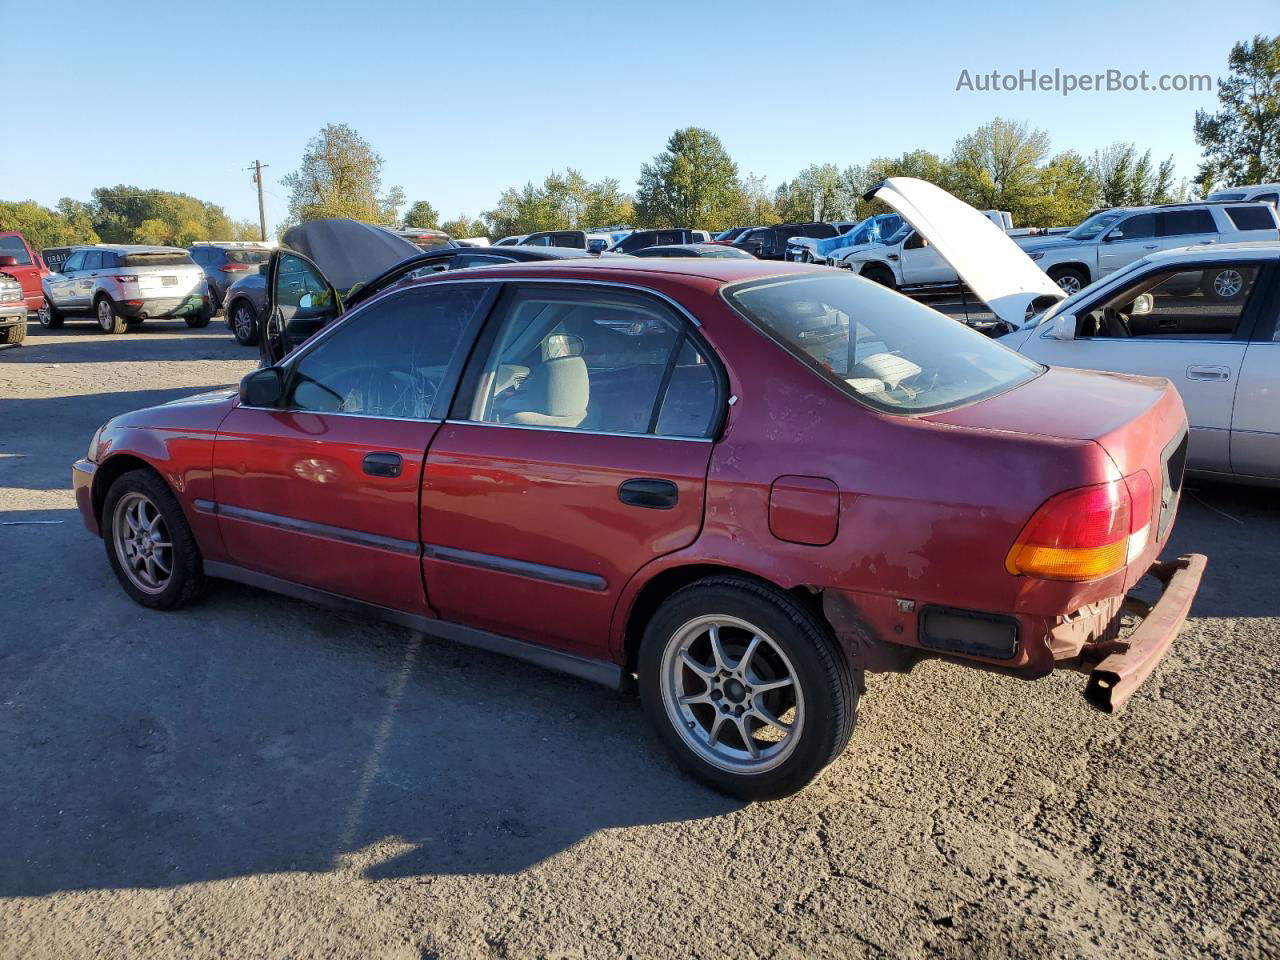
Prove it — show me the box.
[506,334,589,428]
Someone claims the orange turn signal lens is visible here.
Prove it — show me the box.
[1006,480,1131,582]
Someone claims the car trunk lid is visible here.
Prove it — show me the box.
[864,177,1065,328]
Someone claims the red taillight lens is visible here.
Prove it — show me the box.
[220,263,251,272]
[1006,479,1131,581]
[114,274,140,283]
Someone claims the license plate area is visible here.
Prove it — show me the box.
[161,276,177,286]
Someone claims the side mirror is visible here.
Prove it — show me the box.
[0,255,16,267]
[1102,230,1122,242]
[1048,314,1076,341]
[1130,293,1155,316]
[258,262,269,275]
[240,367,284,407]
[298,292,314,309]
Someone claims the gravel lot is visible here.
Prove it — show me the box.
[1,319,1278,960]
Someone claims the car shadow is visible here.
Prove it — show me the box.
[4,324,247,364]
[0,561,741,896]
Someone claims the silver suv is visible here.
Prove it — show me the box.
[41,245,210,334]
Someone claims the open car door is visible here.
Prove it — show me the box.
[259,249,344,366]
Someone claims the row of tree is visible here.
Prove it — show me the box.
[3,35,1274,249]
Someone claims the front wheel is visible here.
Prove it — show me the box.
[0,319,26,345]
[638,577,856,800]
[229,300,259,346]
[102,468,205,610]
[1049,266,1089,296]
[96,296,127,334]
[38,297,63,329]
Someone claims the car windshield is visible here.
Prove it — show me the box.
[725,274,1042,415]
[224,249,271,265]
[0,236,32,264]
[1067,211,1124,240]
[120,251,195,267]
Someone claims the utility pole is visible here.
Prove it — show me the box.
[245,161,269,240]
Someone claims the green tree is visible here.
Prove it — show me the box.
[1027,151,1098,227]
[728,174,780,226]
[281,123,405,226]
[634,127,742,230]
[774,164,849,222]
[0,200,99,250]
[1091,143,1136,207]
[582,177,633,228]
[440,214,488,238]
[949,117,1051,221]
[1195,34,1280,188]
[89,186,235,244]
[403,200,440,229]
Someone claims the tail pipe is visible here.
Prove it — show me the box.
[1083,553,1207,713]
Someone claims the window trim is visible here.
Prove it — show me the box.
[447,279,728,440]
[262,282,499,422]
[1069,258,1275,344]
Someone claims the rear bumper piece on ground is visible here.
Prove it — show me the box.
[72,459,99,536]
[1079,553,1207,714]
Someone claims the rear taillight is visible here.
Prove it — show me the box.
[114,274,139,283]
[220,263,251,272]
[1124,470,1155,563]
[1006,479,1135,581]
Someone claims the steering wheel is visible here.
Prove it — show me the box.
[1102,307,1132,338]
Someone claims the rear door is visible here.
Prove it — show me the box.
[77,251,103,306]
[1229,266,1280,478]
[1021,259,1266,472]
[1157,209,1218,252]
[420,282,724,660]
[212,282,494,612]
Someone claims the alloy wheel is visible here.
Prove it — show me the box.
[1213,269,1243,298]
[1055,274,1083,295]
[659,615,804,774]
[111,492,173,595]
[37,300,52,327]
[97,299,115,332]
[233,304,254,341]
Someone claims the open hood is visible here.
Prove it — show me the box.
[864,178,1064,328]
[280,219,422,294]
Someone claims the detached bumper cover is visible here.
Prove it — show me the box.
[1082,553,1206,713]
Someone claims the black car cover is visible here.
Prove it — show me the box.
[280,219,423,294]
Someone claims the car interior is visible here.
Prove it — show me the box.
[1078,265,1259,339]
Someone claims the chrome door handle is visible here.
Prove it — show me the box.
[1186,364,1230,381]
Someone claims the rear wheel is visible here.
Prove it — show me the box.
[102,468,205,610]
[96,296,127,334]
[0,318,26,346]
[1049,266,1089,296]
[185,307,212,329]
[38,297,63,329]
[638,577,856,800]
[1201,267,1246,301]
[861,265,896,289]
[229,299,259,346]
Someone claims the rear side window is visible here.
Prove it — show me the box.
[1225,206,1276,231]
[724,273,1042,415]
[120,251,196,267]
[0,236,33,265]
[82,252,103,270]
[1160,209,1216,237]
[101,252,120,269]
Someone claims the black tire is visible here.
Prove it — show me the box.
[861,265,896,289]
[1200,267,1247,302]
[185,307,212,329]
[39,297,64,329]
[95,295,127,334]
[638,576,857,800]
[1049,266,1089,296]
[101,468,205,610]
[0,318,27,346]
[228,299,259,346]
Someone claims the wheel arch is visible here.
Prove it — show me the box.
[91,453,163,526]
[1046,261,1091,282]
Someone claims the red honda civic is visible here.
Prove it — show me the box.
[72,246,1204,799]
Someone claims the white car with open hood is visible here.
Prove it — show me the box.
[867,177,1280,484]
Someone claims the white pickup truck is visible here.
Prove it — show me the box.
[1020,203,1280,295]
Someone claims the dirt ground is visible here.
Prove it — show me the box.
[1,319,1277,960]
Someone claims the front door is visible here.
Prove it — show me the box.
[212,282,493,613]
[421,283,723,659]
[1098,213,1159,276]
[898,232,952,285]
[48,250,84,309]
[1022,260,1265,472]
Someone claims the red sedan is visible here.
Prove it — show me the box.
[72,253,1204,799]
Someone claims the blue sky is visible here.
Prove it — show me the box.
[4,0,1274,231]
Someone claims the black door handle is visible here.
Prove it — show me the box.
[362,452,402,478]
[618,478,677,509]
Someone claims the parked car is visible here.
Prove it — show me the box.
[188,242,272,314]
[784,222,861,262]
[790,214,904,264]
[609,229,710,254]
[42,245,211,333]
[74,251,1202,799]
[1019,202,1279,295]
[710,226,753,243]
[223,220,592,347]
[628,243,756,259]
[864,176,1280,483]
[396,228,453,250]
[1206,183,1280,207]
[732,223,840,260]
[0,231,50,317]
[494,235,527,246]
[0,264,27,345]
[520,230,614,253]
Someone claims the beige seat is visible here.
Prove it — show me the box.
[506,335,589,428]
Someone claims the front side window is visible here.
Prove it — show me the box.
[62,252,86,273]
[724,273,1042,415]
[465,287,718,436]
[0,236,33,265]
[1077,263,1259,340]
[82,252,103,270]
[1111,213,1155,240]
[1068,211,1123,241]
[286,285,487,419]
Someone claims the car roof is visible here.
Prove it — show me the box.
[73,244,188,254]
[1144,240,1280,263]
[411,254,823,286]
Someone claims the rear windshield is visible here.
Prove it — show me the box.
[0,236,32,265]
[724,274,1042,415]
[120,251,195,267]
[224,249,271,265]
[1208,192,1247,201]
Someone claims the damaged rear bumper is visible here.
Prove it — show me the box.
[1076,553,1206,714]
